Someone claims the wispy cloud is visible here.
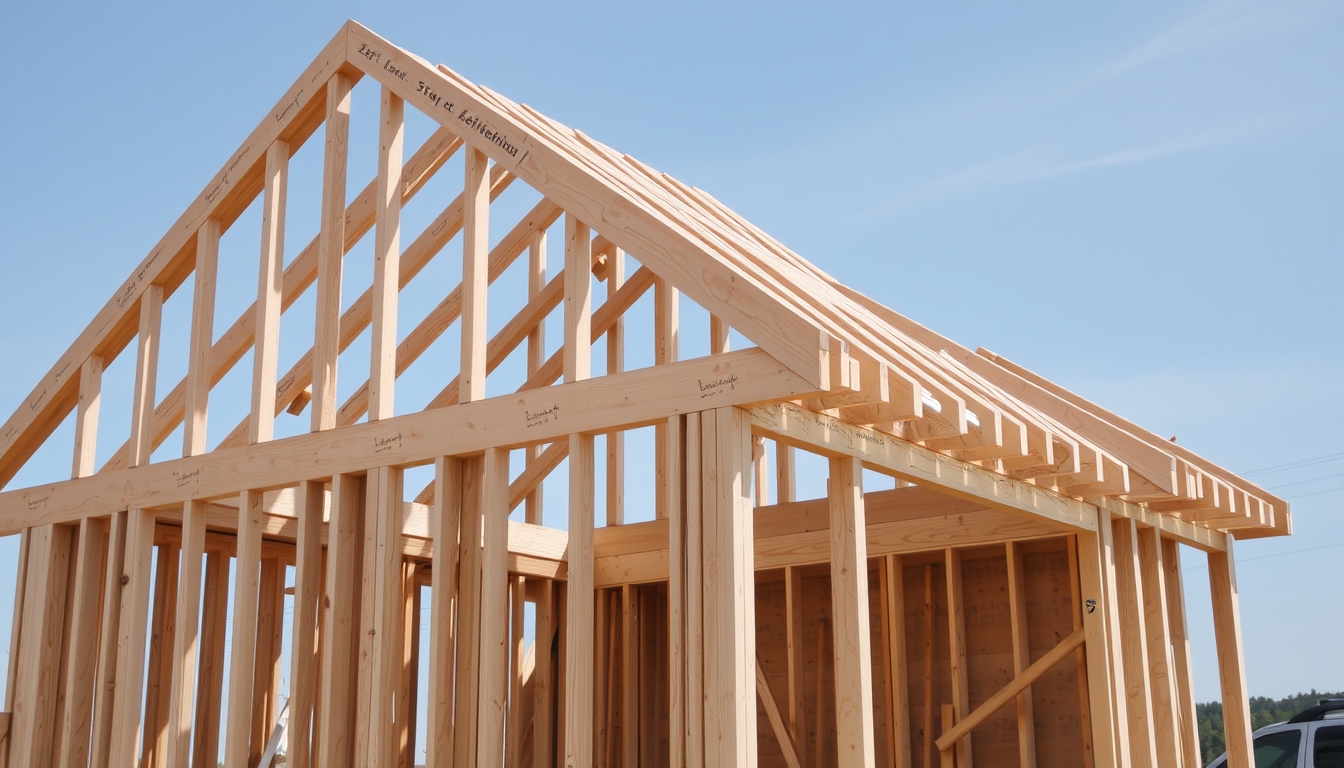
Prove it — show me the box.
[848,112,1290,222]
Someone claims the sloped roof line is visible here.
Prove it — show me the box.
[0,21,1286,538]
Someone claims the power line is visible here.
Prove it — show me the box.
[1184,541,1344,571]
[1241,451,1344,477]
[1267,471,1344,490]
[1286,484,1344,500]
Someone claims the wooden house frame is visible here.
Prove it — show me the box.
[0,21,1288,768]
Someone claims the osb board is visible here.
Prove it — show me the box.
[751,537,1084,768]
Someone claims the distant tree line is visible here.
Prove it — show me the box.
[1197,690,1344,764]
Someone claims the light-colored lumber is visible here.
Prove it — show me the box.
[533,578,555,768]
[564,214,592,384]
[564,432,596,768]
[9,524,71,768]
[1162,538,1200,768]
[250,140,289,444]
[701,407,758,768]
[525,229,547,525]
[454,457,485,768]
[319,474,363,768]
[224,491,265,768]
[606,248,625,526]
[1,349,819,534]
[1075,531,1119,768]
[508,575,526,768]
[184,221,219,456]
[426,457,462,768]
[884,555,911,768]
[757,657,803,768]
[477,448,511,768]
[1112,517,1157,767]
[1097,512,1132,766]
[165,501,206,768]
[785,565,805,768]
[72,355,103,477]
[129,285,164,468]
[923,565,935,768]
[1005,541,1037,768]
[936,629,1086,752]
[669,413,690,768]
[751,403,1098,537]
[55,517,104,768]
[90,513,125,768]
[461,147,490,403]
[654,277,678,520]
[370,87,404,421]
[1137,526,1181,768]
[1066,537,1096,768]
[622,584,639,768]
[143,535,180,768]
[829,455,877,768]
[193,550,228,768]
[312,73,353,432]
[1209,542,1253,768]
[369,466,406,768]
[777,443,795,504]
[288,481,325,768]
[108,509,156,768]
[0,28,348,490]
[944,548,971,768]
[248,557,283,767]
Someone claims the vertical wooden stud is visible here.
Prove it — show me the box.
[312,74,353,432]
[654,277,678,520]
[193,550,228,768]
[108,509,155,768]
[250,140,289,445]
[1137,527,1182,768]
[129,286,164,468]
[829,456,876,768]
[319,474,365,768]
[477,449,511,768]
[165,501,206,768]
[183,221,219,456]
[9,524,72,768]
[144,538,180,768]
[55,517,105,768]
[1111,518,1158,767]
[1209,542,1253,768]
[369,88,404,422]
[525,231,547,526]
[1075,530,1120,768]
[564,432,595,768]
[533,579,555,768]
[944,548,971,768]
[426,457,462,768]
[224,491,264,768]
[90,513,125,768]
[606,248,625,527]
[508,576,526,768]
[1162,538,1200,768]
[71,356,103,478]
[289,481,325,768]
[461,147,490,404]
[885,555,911,768]
[369,466,406,768]
[454,457,485,768]
[1005,541,1038,768]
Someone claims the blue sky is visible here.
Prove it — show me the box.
[0,0,1340,747]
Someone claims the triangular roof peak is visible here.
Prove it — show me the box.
[0,21,1287,540]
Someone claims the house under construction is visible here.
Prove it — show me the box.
[0,21,1285,768]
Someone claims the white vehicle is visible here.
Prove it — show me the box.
[1206,699,1344,768]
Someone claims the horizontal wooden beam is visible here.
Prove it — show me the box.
[1,349,817,533]
[751,402,1098,534]
[1091,496,1227,554]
